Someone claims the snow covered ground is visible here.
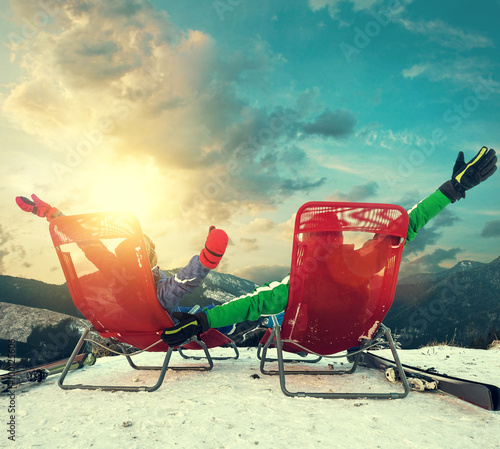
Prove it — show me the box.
[2,345,499,449]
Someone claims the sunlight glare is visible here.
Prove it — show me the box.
[88,159,159,220]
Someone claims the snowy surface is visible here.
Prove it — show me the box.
[2,345,499,449]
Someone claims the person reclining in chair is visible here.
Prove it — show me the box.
[294,220,403,344]
[15,195,244,336]
[160,147,497,347]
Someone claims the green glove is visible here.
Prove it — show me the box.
[439,147,497,202]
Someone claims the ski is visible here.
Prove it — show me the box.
[361,352,500,411]
[1,352,95,393]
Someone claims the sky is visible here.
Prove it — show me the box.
[0,0,499,285]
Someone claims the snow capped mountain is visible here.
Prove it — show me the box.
[441,260,487,276]
[159,269,258,309]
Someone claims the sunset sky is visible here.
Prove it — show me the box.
[1,0,499,285]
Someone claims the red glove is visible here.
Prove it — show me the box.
[199,226,228,269]
[15,194,63,222]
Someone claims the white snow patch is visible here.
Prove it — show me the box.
[1,346,499,448]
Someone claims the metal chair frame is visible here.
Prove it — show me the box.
[259,322,410,399]
[59,325,239,392]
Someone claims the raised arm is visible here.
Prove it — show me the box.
[15,194,117,272]
[407,147,497,242]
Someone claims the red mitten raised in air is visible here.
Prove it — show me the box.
[15,194,63,222]
[199,226,228,269]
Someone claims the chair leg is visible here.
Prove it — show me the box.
[257,341,322,364]
[260,327,346,376]
[58,327,220,392]
[58,326,173,392]
[58,325,91,390]
[124,337,216,372]
[177,341,240,361]
[263,324,411,399]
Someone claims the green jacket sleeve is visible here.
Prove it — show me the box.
[406,190,451,242]
[205,276,290,328]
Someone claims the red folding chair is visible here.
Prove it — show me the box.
[259,202,411,399]
[50,212,238,392]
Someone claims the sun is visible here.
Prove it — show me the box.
[87,158,160,221]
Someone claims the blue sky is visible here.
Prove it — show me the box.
[0,0,499,284]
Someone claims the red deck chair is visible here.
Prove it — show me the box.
[49,212,238,392]
[259,202,411,399]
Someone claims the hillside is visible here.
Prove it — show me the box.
[0,275,82,317]
[386,256,500,348]
[0,269,257,318]
[0,302,87,343]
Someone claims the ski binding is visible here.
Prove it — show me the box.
[385,367,439,392]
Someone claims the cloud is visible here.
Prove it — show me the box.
[327,181,379,201]
[430,208,461,229]
[403,247,463,276]
[402,64,429,79]
[398,207,463,277]
[480,220,500,238]
[402,211,460,258]
[3,0,335,225]
[308,0,412,20]
[398,18,494,50]
[233,264,290,284]
[308,0,380,18]
[399,58,497,89]
[0,249,9,274]
[279,177,328,195]
[0,224,27,274]
[0,225,11,274]
[295,87,322,116]
[308,0,341,16]
[276,214,296,242]
[396,19,496,90]
[301,109,357,138]
[242,218,276,234]
[308,0,344,18]
[240,238,259,252]
[4,0,183,142]
[53,30,141,86]
[97,0,151,18]
[401,198,461,257]
[403,227,442,257]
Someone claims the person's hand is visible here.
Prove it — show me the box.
[15,194,63,221]
[160,312,209,346]
[199,226,228,269]
[439,147,497,202]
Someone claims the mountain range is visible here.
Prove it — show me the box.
[0,270,257,321]
[0,256,498,358]
[385,256,500,348]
